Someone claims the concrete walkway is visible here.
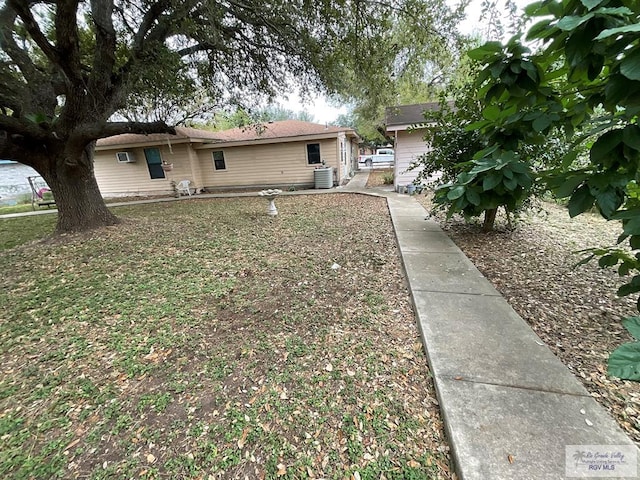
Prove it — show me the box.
[386,192,639,479]
[3,171,638,478]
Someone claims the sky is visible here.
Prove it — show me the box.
[282,0,531,125]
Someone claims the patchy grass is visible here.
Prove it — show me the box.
[0,214,57,250]
[0,203,36,216]
[0,195,452,479]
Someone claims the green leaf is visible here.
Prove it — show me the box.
[623,124,640,151]
[457,172,476,185]
[482,105,501,121]
[526,19,555,40]
[503,176,518,191]
[605,73,632,106]
[621,49,640,81]
[598,254,619,267]
[613,208,640,220]
[619,262,632,275]
[623,217,640,236]
[568,184,595,217]
[617,282,640,297]
[483,173,502,191]
[593,7,632,15]
[510,162,529,174]
[532,114,552,132]
[467,42,503,61]
[581,0,603,9]
[595,189,622,218]
[608,342,640,381]
[630,235,640,249]
[466,119,492,131]
[590,129,623,164]
[447,185,465,200]
[555,174,587,198]
[560,150,579,169]
[622,317,640,341]
[470,161,497,174]
[466,188,481,206]
[556,14,594,31]
[523,1,544,15]
[594,24,640,40]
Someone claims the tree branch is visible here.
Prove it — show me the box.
[0,113,50,140]
[53,0,84,84]
[132,0,172,56]
[8,0,60,66]
[88,1,117,94]
[84,120,176,140]
[0,3,39,80]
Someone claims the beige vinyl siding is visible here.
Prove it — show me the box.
[94,144,192,195]
[394,129,429,188]
[198,139,339,188]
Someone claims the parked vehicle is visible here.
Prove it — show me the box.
[359,148,394,167]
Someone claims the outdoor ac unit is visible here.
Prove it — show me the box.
[116,151,136,163]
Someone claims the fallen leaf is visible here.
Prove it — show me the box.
[507,454,514,464]
[325,363,333,372]
[454,376,463,380]
[63,438,81,452]
[237,427,249,449]
[407,459,420,468]
[146,453,156,464]
[276,463,287,476]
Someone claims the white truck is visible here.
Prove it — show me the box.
[359,148,394,167]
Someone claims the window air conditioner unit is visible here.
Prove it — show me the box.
[116,151,136,163]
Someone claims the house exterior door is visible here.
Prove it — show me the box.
[144,148,165,179]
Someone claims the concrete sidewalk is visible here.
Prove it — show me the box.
[386,193,639,479]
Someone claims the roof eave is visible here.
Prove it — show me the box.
[193,130,355,149]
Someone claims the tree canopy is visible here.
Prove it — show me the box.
[0,0,464,233]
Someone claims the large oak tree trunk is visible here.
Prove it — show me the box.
[38,146,120,234]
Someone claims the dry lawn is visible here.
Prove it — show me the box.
[0,195,453,479]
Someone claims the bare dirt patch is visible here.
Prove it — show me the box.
[366,169,394,188]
